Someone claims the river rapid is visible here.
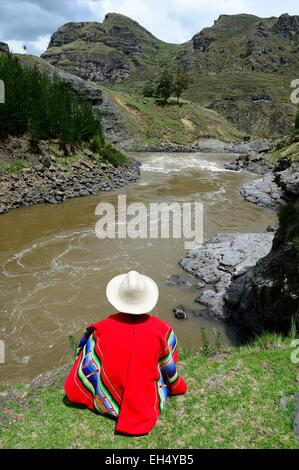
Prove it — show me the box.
[0,152,277,383]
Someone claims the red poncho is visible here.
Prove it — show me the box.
[64,312,187,435]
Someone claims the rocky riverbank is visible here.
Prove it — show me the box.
[174,138,299,335]
[129,138,272,154]
[225,139,299,209]
[175,233,274,322]
[0,158,141,214]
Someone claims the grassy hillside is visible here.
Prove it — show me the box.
[101,88,244,146]
[0,335,298,449]
[10,53,243,146]
[41,12,299,139]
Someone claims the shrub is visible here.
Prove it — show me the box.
[100,143,129,167]
[91,133,104,153]
[142,81,155,98]
[1,160,28,174]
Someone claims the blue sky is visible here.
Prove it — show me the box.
[1,0,298,55]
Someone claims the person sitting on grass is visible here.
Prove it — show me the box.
[64,270,187,436]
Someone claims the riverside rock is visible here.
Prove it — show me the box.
[240,173,284,209]
[226,221,299,335]
[179,233,274,320]
[0,159,141,214]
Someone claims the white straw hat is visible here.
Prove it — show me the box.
[106,271,159,315]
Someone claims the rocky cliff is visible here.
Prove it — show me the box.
[42,13,163,83]
[42,12,299,138]
[225,201,299,335]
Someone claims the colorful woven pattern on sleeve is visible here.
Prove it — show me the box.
[76,327,94,357]
[159,329,179,387]
[77,334,120,418]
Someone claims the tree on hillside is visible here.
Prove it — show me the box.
[295,110,299,130]
[173,72,190,104]
[142,81,155,98]
[156,70,173,102]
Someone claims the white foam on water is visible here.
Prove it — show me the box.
[140,153,231,174]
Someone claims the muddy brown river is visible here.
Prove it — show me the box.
[0,152,277,383]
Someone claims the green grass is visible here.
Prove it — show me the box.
[0,159,28,174]
[1,335,298,449]
[274,141,299,162]
[103,89,244,146]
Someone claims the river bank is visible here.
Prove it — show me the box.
[225,137,299,209]
[0,157,141,214]
[0,335,298,448]
[128,138,272,155]
[177,142,299,336]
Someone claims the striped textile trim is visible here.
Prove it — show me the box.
[158,329,179,388]
[156,368,168,413]
[76,327,94,357]
[77,334,120,417]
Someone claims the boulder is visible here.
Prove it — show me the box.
[179,233,274,320]
[0,42,9,53]
[240,173,284,209]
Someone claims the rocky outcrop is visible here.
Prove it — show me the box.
[240,173,284,209]
[226,204,299,335]
[0,42,9,53]
[272,13,299,41]
[275,164,299,198]
[227,145,299,209]
[42,13,159,84]
[178,233,274,320]
[192,32,215,52]
[0,157,140,214]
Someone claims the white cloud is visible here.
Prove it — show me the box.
[6,40,25,54]
[6,35,51,55]
[1,0,299,54]
[31,35,51,54]
[99,0,194,43]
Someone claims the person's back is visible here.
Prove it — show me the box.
[64,272,187,436]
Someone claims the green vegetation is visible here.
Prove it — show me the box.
[103,88,244,146]
[0,54,102,147]
[0,54,130,168]
[0,159,28,174]
[156,70,174,102]
[92,142,130,167]
[173,72,190,104]
[295,111,299,130]
[143,69,190,105]
[271,135,299,164]
[0,334,298,449]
